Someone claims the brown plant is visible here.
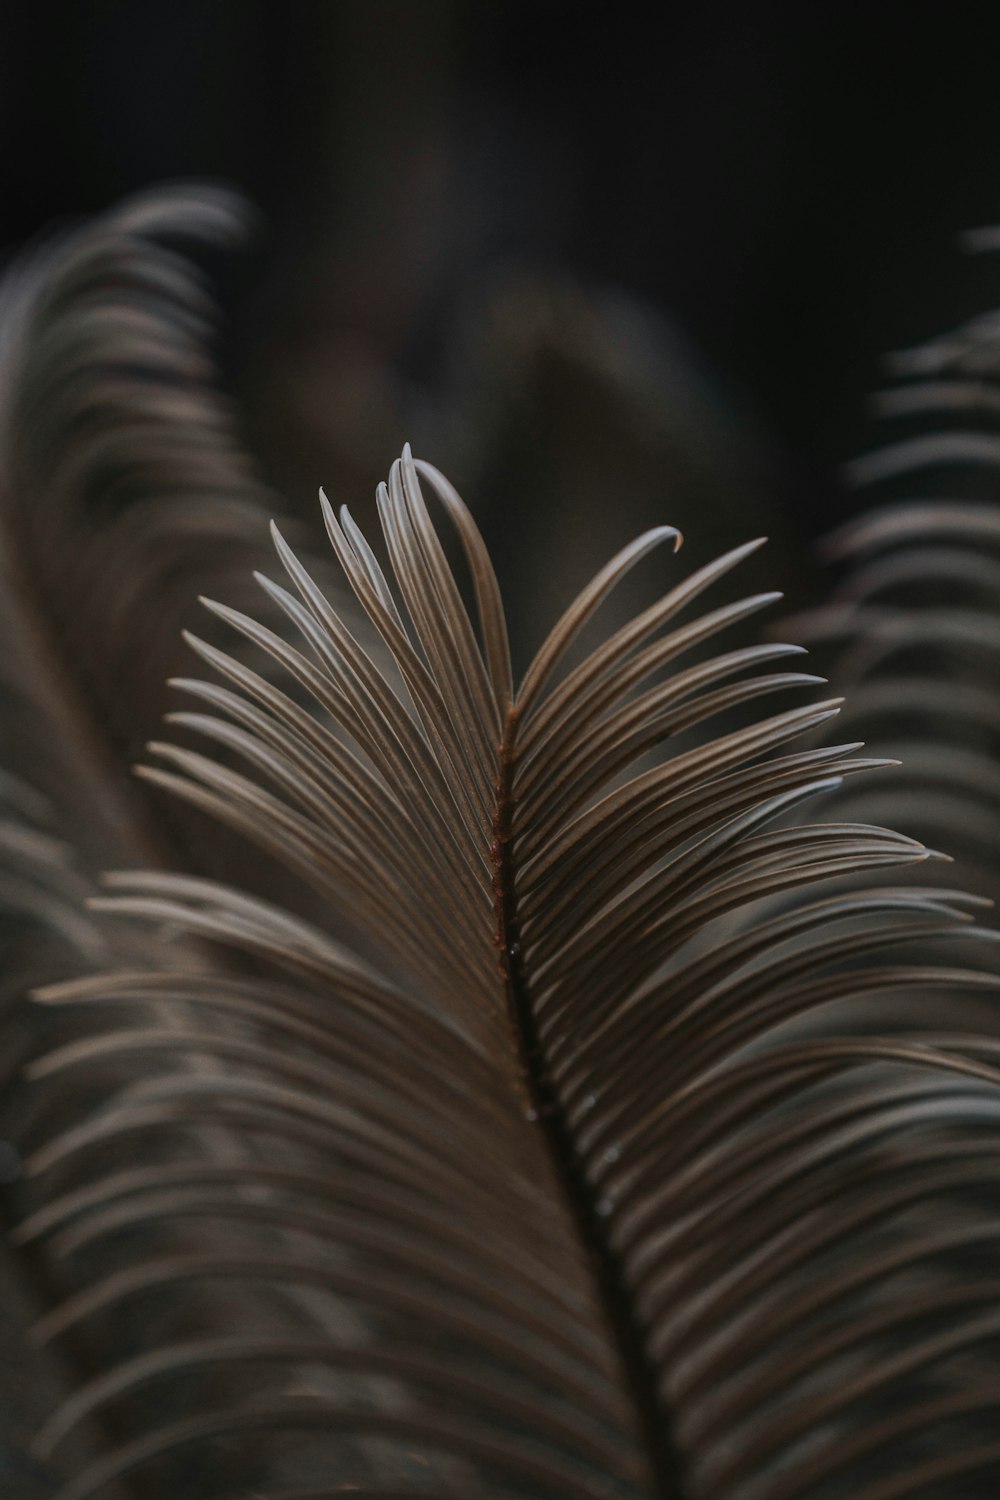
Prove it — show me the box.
[2,187,1000,1500]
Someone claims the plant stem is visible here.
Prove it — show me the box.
[492,704,688,1500]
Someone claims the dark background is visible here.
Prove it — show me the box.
[3,0,1000,625]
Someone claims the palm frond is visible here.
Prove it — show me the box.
[17,445,1000,1499]
[747,235,1000,1500]
[786,233,1000,903]
[0,184,320,1496]
[0,182,284,880]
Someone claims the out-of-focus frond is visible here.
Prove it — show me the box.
[788,237,1000,904]
[0,185,320,1496]
[753,240,1000,1500]
[0,183,279,871]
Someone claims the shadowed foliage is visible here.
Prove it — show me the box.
[2,188,1000,1500]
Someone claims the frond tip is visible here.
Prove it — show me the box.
[22,447,1000,1499]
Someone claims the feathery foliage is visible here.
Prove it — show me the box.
[790,253,1000,907]
[3,189,1000,1500]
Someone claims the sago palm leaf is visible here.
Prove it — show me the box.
[14,440,1000,1500]
[5,189,1000,1500]
[0,182,293,886]
[805,501,1000,910]
[0,184,324,1496]
[787,229,1000,903]
[754,234,1000,1498]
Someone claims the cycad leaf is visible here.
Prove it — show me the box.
[788,228,1000,903]
[754,233,1000,1499]
[20,447,1000,1499]
[0,184,335,1496]
[0,182,292,883]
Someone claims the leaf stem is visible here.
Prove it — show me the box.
[492,706,688,1500]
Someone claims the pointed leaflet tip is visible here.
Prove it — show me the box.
[653,525,683,553]
[178,633,222,669]
[318,488,337,530]
[716,536,768,568]
[253,572,288,608]
[133,764,166,786]
[322,493,350,548]
[803,698,845,719]
[269,521,295,565]
[198,595,232,620]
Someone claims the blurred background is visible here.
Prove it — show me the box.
[3,0,1000,648]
